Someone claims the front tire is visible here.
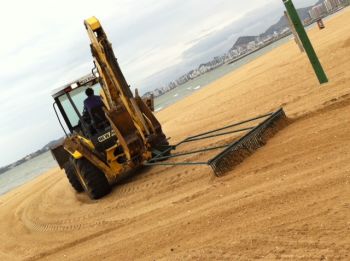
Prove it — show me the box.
[63,161,84,193]
[75,158,111,199]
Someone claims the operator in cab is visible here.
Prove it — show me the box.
[83,87,103,113]
[83,87,107,131]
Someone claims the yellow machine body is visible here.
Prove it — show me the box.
[61,17,167,186]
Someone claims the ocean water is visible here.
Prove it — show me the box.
[154,36,292,111]
[0,36,293,196]
[0,152,57,195]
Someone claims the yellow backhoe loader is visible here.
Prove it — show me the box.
[51,17,168,199]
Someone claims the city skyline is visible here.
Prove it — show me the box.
[145,0,348,99]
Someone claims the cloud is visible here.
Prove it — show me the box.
[133,0,320,91]
[0,0,319,166]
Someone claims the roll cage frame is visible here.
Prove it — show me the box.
[52,74,98,137]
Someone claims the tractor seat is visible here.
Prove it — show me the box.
[89,106,109,131]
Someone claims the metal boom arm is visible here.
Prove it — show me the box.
[83,17,168,166]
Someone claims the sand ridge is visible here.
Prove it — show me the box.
[0,8,350,261]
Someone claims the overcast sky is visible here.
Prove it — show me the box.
[0,0,317,167]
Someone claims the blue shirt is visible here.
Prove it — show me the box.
[84,95,103,113]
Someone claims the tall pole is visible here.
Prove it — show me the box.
[282,0,328,84]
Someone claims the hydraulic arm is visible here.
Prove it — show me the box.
[84,17,167,166]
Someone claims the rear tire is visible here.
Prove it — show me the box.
[75,158,111,199]
[63,161,84,193]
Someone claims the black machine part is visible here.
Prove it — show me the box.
[50,141,70,169]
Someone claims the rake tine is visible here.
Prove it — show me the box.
[209,108,288,176]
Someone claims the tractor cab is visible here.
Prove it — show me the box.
[51,74,117,152]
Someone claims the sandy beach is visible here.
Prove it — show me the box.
[1,8,350,260]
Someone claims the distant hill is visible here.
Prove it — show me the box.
[230,2,322,51]
[260,7,313,38]
[232,36,257,48]
[0,137,64,175]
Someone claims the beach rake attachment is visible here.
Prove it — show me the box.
[145,108,288,176]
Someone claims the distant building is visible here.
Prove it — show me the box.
[198,64,209,74]
[304,17,312,24]
[213,56,223,64]
[262,35,273,44]
[324,0,344,11]
[247,41,256,51]
[324,0,332,11]
[189,69,200,79]
[153,88,163,96]
[309,3,328,19]
[256,41,264,48]
[280,27,290,35]
[236,45,246,54]
[229,49,239,57]
[168,81,177,89]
